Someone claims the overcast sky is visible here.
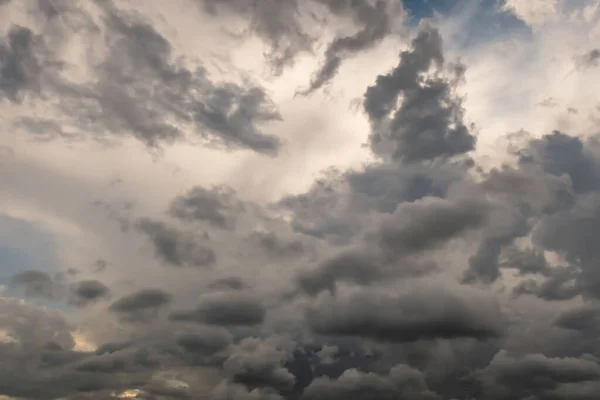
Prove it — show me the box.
[1,0,600,399]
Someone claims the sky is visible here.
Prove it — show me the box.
[0,0,600,399]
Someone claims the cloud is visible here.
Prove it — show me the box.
[373,195,489,259]
[9,269,63,299]
[2,0,600,398]
[301,365,440,400]
[109,288,172,321]
[299,0,404,94]
[223,336,296,393]
[0,26,41,101]
[578,48,600,68]
[70,280,110,306]
[307,285,504,343]
[136,219,217,268]
[479,350,600,399]
[170,291,266,327]
[4,0,282,154]
[364,24,476,162]
[168,186,245,230]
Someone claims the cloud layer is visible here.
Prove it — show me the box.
[1,0,600,399]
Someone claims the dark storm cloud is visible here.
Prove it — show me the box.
[168,186,245,230]
[307,286,504,343]
[70,280,110,306]
[109,288,171,313]
[276,162,462,243]
[577,48,600,68]
[10,269,63,299]
[478,350,600,400]
[555,305,600,332]
[201,0,312,74]
[532,195,600,299]
[524,130,600,194]
[291,194,484,297]
[171,292,266,326]
[0,299,144,399]
[302,364,440,400]
[461,132,587,284]
[212,381,284,400]
[481,165,574,213]
[0,297,75,351]
[512,266,580,301]
[0,26,41,101]
[246,231,306,260]
[202,0,403,89]
[209,276,248,291]
[11,1,282,154]
[136,218,217,268]
[223,337,296,392]
[175,326,232,357]
[364,24,476,162]
[9,270,111,307]
[300,0,402,94]
[373,196,489,260]
[86,6,282,153]
[295,250,383,296]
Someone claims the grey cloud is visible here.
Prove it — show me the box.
[292,246,435,298]
[70,280,110,306]
[479,350,600,400]
[0,297,75,352]
[302,364,440,400]
[136,218,217,268]
[296,250,383,296]
[211,381,284,400]
[364,25,475,162]
[202,0,403,89]
[307,286,504,343]
[209,277,248,291]
[482,165,573,214]
[276,162,462,243]
[92,259,108,273]
[512,266,580,301]
[223,337,296,393]
[0,299,147,399]
[9,270,110,307]
[577,48,600,68]
[168,186,245,230]
[10,269,63,300]
[246,231,306,260]
[555,304,600,332]
[301,0,402,94]
[462,132,592,284]
[109,288,171,314]
[532,195,600,299]
[0,26,41,101]
[462,216,530,284]
[524,131,600,194]
[176,326,232,358]
[291,194,483,298]
[373,196,489,260]
[94,7,282,153]
[171,292,266,326]
[15,2,282,154]
[201,0,312,75]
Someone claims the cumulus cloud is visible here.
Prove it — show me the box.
[307,285,504,343]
